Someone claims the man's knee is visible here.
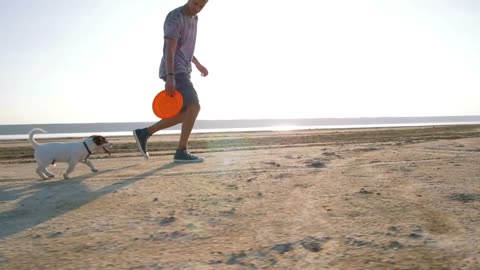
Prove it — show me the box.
[188,102,201,113]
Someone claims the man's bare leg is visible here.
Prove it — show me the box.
[135,103,202,161]
[134,111,184,159]
[147,112,185,135]
[173,103,203,163]
[178,103,200,149]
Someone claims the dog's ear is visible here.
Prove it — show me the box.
[92,136,103,145]
[91,135,108,145]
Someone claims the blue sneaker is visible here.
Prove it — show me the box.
[133,128,150,159]
[174,149,204,163]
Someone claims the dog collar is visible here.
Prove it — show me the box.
[83,141,93,159]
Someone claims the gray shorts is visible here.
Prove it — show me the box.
[161,72,199,112]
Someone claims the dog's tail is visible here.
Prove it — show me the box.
[28,128,47,149]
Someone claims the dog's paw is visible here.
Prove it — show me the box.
[48,175,55,179]
[63,174,70,180]
[92,169,99,173]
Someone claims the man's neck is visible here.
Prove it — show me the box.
[183,4,193,17]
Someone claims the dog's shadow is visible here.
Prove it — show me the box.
[0,162,182,238]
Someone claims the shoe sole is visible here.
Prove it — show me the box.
[133,131,150,160]
[174,158,205,163]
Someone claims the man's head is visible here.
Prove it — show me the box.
[185,0,208,16]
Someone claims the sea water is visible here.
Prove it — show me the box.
[1,116,479,140]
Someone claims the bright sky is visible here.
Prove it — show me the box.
[1,0,479,124]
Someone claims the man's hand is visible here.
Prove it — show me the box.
[165,76,176,96]
[193,56,208,77]
[196,63,209,77]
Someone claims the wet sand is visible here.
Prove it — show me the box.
[1,125,480,269]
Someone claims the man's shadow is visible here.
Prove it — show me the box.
[0,162,182,238]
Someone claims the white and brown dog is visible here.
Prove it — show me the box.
[28,128,113,180]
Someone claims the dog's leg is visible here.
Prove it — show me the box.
[63,161,77,179]
[36,167,50,180]
[81,159,98,173]
[43,168,55,179]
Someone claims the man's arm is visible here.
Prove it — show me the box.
[192,56,200,67]
[165,38,177,94]
[165,37,177,75]
[192,56,209,77]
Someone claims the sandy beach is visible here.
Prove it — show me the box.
[1,125,479,270]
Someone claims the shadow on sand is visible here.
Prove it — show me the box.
[0,162,183,238]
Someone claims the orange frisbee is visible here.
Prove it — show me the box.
[152,90,183,119]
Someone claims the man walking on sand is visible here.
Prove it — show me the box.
[134,0,209,163]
